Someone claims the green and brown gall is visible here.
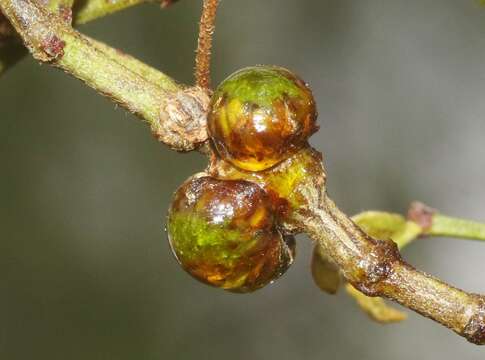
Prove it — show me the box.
[167,175,295,292]
[208,66,318,171]
[210,147,326,232]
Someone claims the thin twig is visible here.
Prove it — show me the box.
[409,201,485,241]
[195,0,219,89]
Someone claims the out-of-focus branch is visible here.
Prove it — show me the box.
[0,38,24,73]
[0,11,15,39]
[408,201,485,242]
[345,283,408,323]
[0,0,209,151]
[73,0,179,25]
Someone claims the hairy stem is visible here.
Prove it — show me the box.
[1,0,178,113]
[0,0,180,75]
[0,0,209,151]
[303,195,485,345]
[195,0,219,89]
[84,35,180,89]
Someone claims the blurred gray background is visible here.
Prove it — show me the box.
[1,0,485,358]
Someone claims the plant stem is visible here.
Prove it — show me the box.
[354,204,485,252]
[427,213,485,241]
[85,35,180,90]
[2,0,178,113]
[195,0,219,89]
[0,0,212,151]
[301,194,485,345]
[0,0,180,76]
[407,201,485,243]
[346,207,485,325]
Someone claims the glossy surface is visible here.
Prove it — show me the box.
[210,147,326,231]
[167,175,295,292]
[208,66,318,171]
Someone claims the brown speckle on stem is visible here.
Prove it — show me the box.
[40,34,65,60]
[58,5,73,24]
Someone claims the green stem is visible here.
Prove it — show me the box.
[0,0,179,76]
[1,0,209,151]
[0,0,188,141]
[353,205,485,254]
[428,213,485,242]
[85,35,180,90]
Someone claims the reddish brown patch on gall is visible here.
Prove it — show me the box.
[41,35,65,60]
